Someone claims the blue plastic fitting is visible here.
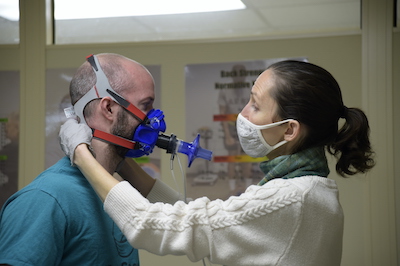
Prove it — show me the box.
[176,134,213,167]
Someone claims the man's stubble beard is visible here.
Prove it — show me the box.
[110,108,136,160]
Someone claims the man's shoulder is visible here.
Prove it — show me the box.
[32,157,87,189]
[9,158,94,208]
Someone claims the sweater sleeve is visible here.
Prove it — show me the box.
[146,178,184,204]
[104,180,305,265]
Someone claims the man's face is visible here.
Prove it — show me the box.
[123,63,155,116]
[112,108,135,157]
[111,63,155,158]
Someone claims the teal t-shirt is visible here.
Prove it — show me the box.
[0,157,139,265]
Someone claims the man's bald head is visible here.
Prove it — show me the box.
[69,53,153,121]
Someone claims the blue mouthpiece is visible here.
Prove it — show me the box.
[177,134,212,167]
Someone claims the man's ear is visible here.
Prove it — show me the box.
[284,120,301,142]
[98,97,118,122]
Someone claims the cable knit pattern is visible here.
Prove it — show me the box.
[210,191,301,230]
[116,187,300,232]
[105,176,344,266]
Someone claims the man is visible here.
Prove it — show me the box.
[0,53,154,265]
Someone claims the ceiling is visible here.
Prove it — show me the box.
[55,0,362,44]
[3,0,397,45]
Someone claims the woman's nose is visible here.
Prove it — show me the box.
[239,103,250,118]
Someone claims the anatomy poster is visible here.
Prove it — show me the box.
[45,65,162,179]
[185,57,307,200]
[0,71,20,208]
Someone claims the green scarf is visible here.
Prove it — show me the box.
[258,146,330,186]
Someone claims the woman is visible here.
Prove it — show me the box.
[60,60,375,266]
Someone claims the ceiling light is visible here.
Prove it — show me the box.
[0,0,19,21]
[0,0,246,22]
[54,0,246,20]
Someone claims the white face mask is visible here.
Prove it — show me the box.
[236,113,292,158]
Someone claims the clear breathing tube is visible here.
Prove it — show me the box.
[166,138,212,266]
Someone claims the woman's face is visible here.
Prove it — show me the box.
[240,69,287,155]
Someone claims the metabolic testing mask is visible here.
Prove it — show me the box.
[68,54,165,158]
[236,113,292,158]
[66,54,212,166]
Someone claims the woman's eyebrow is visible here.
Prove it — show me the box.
[250,90,260,101]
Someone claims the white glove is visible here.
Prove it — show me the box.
[59,118,93,165]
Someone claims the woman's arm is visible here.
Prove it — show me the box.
[74,144,119,202]
[74,144,181,204]
[116,158,156,197]
[59,118,179,202]
[118,158,185,204]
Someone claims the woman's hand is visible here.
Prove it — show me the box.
[59,118,93,165]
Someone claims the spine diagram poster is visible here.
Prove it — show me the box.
[184,57,307,200]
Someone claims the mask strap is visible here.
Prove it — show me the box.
[73,54,147,125]
[255,119,292,151]
[72,54,149,151]
[92,129,136,150]
[254,118,293,130]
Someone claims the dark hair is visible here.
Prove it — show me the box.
[268,60,375,177]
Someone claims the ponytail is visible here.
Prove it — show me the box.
[268,60,375,177]
[328,107,375,176]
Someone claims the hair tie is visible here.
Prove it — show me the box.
[340,106,348,119]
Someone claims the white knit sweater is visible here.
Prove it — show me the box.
[104,176,343,266]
